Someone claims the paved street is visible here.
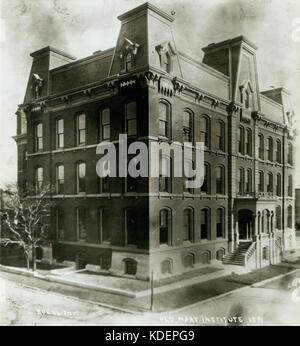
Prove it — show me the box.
[1,268,300,326]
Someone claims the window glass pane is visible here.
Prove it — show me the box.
[78,163,86,178]
[127,119,137,136]
[37,123,43,136]
[78,114,86,129]
[159,103,167,121]
[102,108,110,125]
[79,129,86,144]
[159,120,167,137]
[182,112,190,128]
[78,209,87,240]
[103,125,110,140]
[126,102,136,120]
[101,209,110,242]
[57,119,64,133]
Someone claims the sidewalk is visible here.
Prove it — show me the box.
[1,253,299,313]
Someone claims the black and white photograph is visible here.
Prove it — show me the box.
[0,0,300,329]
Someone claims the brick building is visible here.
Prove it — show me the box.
[14,3,296,280]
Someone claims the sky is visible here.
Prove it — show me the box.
[0,0,299,188]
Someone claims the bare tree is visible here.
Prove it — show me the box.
[0,183,53,271]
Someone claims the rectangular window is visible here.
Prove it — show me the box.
[56,118,64,148]
[126,102,137,137]
[216,209,223,238]
[20,113,27,134]
[77,162,86,193]
[217,121,225,151]
[35,123,43,151]
[159,156,171,193]
[158,102,169,138]
[216,167,224,195]
[99,209,110,243]
[238,169,244,194]
[100,108,110,141]
[77,113,86,145]
[258,135,264,160]
[77,208,87,241]
[245,170,252,194]
[126,209,138,246]
[200,117,209,148]
[183,111,192,142]
[259,172,264,192]
[237,127,244,154]
[267,174,273,193]
[159,210,169,245]
[35,167,43,193]
[276,175,281,196]
[56,165,64,194]
[201,164,209,194]
[183,209,193,242]
[246,130,252,156]
[201,209,208,240]
[55,208,64,240]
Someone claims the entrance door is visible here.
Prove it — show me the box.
[238,209,253,240]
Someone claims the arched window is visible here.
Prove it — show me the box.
[288,175,293,197]
[287,205,293,228]
[160,208,171,245]
[217,120,225,151]
[267,172,273,193]
[276,139,282,163]
[35,122,43,151]
[76,162,86,193]
[238,167,245,195]
[237,126,244,154]
[158,101,171,138]
[56,118,64,149]
[35,166,43,193]
[183,208,193,242]
[276,206,282,230]
[161,258,172,274]
[258,133,264,159]
[259,171,264,192]
[76,113,86,146]
[56,164,64,194]
[245,169,252,194]
[216,165,225,195]
[200,208,210,240]
[99,108,110,141]
[276,174,281,197]
[267,137,273,161]
[201,162,210,194]
[125,209,138,246]
[200,251,211,264]
[124,258,137,275]
[216,208,224,238]
[200,115,210,148]
[183,253,194,268]
[182,110,193,142]
[125,101,137,137]
[245,129,252,156]
[216,248,225,261]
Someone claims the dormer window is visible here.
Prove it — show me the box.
[156,41,176,74]
[31,73,43,99]
[119,38,140,72]
[239,81,254,110]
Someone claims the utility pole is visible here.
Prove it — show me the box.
[150,269,154,311]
